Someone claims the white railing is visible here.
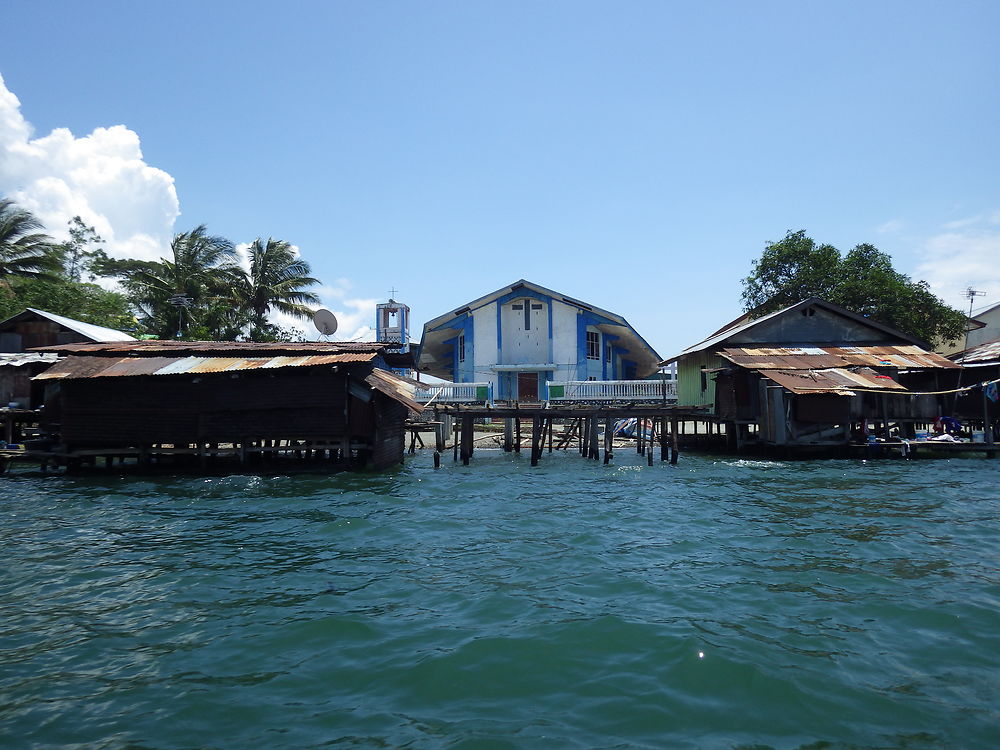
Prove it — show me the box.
[414,382,494,404]
[547,379,677,402]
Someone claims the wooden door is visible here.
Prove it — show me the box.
[517,372,538,401]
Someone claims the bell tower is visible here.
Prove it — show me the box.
[376,296,411,376]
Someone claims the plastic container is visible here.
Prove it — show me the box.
[972,431,986,443]
[914,430,929,440]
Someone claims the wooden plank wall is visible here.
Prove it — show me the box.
[59,369,352,446]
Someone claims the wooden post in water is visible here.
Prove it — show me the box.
[983,388,994,447]
[461,415,474,465]
[547,417,554,453]
[453,416,459,462]
[503,418,514,452]
[514,414,521,454]
[530,416,542,466]
[660,416,668,461]
[433,451,441,468]
[604,417,613,464]
[590,414,601,461]
[670,418,679,465]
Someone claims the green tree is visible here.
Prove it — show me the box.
[234,237,320,341]
[56,216,106,282]
[0,198,62,284]
[112,225,242,339]
[0,276,136,331]
[742,230,967,345]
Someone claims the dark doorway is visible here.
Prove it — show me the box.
[517,372,538,401]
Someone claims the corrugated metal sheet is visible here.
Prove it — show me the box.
[31,340,387,355]
[0,352,61,367]
[759,367,907,395]
[719,345,958,370]
[35,352,376,380]
[365,368,424,414]
[953,339,1000,365]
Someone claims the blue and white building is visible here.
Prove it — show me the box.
[375,298,412,377]
[416,280,661,401]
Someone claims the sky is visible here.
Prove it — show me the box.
[1,0,998,359]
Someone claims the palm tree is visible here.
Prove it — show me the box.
[0,198,61,284]
[236,237,320,340]
[123,225,240,338]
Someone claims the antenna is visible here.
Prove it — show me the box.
[964,287,987,351]
[312,308,338,338]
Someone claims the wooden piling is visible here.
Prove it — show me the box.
[461,415,474,465]
[603,417,613,464]
[589,416,600,460]
[530,416,543,466]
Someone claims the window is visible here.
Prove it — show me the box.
[700,366,707,392]
[458,333,465,363]
[586,331,600,360]
[588,376,597,381]
[605,343,612,363]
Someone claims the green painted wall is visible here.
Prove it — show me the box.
[676,352,723,410]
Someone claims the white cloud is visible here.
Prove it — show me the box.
[916,215,1000,309]
[0,73,178,261]
[875,219,904,234]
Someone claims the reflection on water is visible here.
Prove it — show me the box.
[1,453,999,748]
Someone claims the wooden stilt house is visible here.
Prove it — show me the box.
[31,340,422,471]
[665,298,961,449]
[950,338,1000,439]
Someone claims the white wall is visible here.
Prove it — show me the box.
[500,297,549,364]
[551,301,579,380]
[472,304,495,385]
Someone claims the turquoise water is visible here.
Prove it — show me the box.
[1,450,998,749]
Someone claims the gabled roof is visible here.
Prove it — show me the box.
[418,279,661,378]
[0,308,137,342]
[718,345,958,371]
[421,279,641,333]
[951,337,1000,366]
[662,298,928,364]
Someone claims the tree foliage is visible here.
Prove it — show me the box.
[234,238,320,341]
[742,230,967,345]
[0,198,62,284]
[1,198,325,342]
[55,216,106,282]
[0,276,136,331]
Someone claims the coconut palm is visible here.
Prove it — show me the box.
[122,225,241,338]
[0,198,61,284]
[236,237,320,340]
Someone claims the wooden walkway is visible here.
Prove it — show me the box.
[428,402,715,467]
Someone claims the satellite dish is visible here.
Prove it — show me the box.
[313,308,338,337]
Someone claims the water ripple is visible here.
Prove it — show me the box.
[1,453,999,748]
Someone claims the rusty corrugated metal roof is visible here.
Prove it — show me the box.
[30,340,387,356]
[34,352,376,380]
[365,368,424,414]
[953,339,1000,365]
[719,345,958,370]
[759,367,907,395]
